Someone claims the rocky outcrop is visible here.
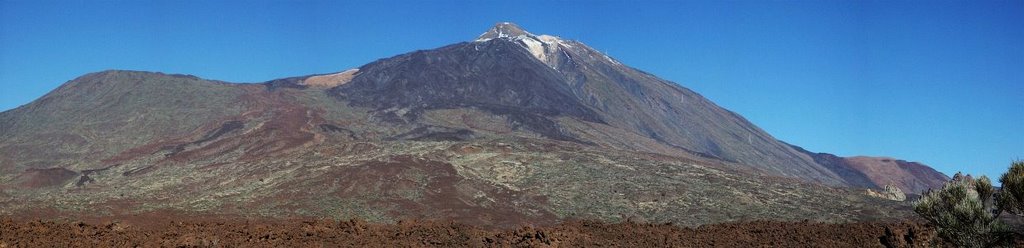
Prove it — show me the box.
[867,184,907,201]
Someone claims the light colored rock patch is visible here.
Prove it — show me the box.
[866,184,906,201]
[537,35,559,44]
[301,69,358,88]
[519,37,548,63]
[449,151,539,191]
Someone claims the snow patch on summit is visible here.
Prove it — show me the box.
[537,35,558,44]
[473,23,621,69]
[476,22,532,42]
[603,54,621,65]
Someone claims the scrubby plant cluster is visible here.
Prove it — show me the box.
[913,161,1024,247]
[998,161,1024,216]
[913,174,1007,247]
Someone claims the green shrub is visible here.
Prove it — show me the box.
[998,161,1024,216]
[914,174,1008,247]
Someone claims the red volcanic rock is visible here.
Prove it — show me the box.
[0,217,955,247]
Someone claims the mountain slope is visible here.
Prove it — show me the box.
[332,23,845,185]
[0,71,249,175]
[332,39,603,142]
[0,23,946,227]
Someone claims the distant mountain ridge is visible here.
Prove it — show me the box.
[0,23,945,227]
[789,144,948,194]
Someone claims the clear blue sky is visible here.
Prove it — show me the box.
[1,0,1021,180]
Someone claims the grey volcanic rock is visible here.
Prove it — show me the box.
[332,39,604,142]
[333,40,603,122]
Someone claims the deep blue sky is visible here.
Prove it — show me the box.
[1,1,1021,180]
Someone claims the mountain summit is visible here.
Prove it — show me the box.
[0,23,946,227]
[476,22,533,41]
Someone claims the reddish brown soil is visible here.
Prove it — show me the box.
[106,88,328,178]
[13,168,78,188]
[0,217,947,247]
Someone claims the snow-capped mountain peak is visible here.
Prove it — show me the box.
[473,22,623,69]
[476,22,533,41]
[474,23,573,67]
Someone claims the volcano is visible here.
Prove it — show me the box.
[0,23,946,227]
